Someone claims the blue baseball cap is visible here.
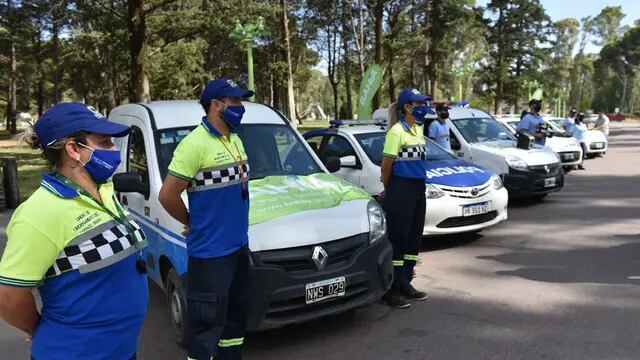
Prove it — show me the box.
[33,102,130,149]
[200,77,254,106]
[397,88,430,109]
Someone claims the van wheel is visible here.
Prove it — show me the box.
[165,268,187,348]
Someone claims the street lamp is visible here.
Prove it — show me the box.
[229,17,271,101]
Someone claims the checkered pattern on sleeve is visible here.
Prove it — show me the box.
[190,163,250,188]
[45,220,146,278]
[398,145,427,160]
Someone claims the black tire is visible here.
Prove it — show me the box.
[533,194,548,201]
[165,268,187,348]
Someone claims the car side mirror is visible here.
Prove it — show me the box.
[114,172,150,198]
[339,155,357,168]
[324,156,341,173]
[451,141,461,151]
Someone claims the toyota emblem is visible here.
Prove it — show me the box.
[471,188,479,196]
[312,246,328,271]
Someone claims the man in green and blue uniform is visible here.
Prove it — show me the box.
[159,77,253,360]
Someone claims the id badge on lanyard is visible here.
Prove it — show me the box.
[55,174,147,274]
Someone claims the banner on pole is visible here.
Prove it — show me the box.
[356,64,384,120]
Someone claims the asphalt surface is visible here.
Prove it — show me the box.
[1,122,639,360]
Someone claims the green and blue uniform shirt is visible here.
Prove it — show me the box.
[0,174,148,360]
[168,118,250,258]
[383,120,428,179]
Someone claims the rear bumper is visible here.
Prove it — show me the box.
[503,165,564,198]
[246,234,393,331]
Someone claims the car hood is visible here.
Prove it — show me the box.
[426,159,493,187]
[474,140,559,166]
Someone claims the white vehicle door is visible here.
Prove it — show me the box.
[448,127,472,162]
[120,119,156,222]
[319,134,362,187]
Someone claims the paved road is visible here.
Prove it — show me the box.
[1,122,639,360]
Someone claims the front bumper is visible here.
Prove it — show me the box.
[424,186,508,236]
[558,151,582,166]
[586,142,607,154]
[246,233,393,331]
[503,164,564,199]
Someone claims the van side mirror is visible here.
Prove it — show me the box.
[324,156,341,173]
[114,172,150,198]
[451,140,461,151]
[339,155,358,168]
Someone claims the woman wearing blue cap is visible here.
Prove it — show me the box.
[0,102,148,360]
[380,88,431,309]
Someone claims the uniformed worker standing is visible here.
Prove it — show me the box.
[428,103,452,151]
[159,77,252,360]
[0,103,148,360]
[380,88,430,309]
[517,98,546,146]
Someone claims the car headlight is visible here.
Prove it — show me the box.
[492,175,503,190]
[426,183,445,199]
[367,201,386,244]
[505,155,528,171]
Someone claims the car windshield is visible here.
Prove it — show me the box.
[451,117,516,143]
[354,131,455,166]
[157,124,322,180]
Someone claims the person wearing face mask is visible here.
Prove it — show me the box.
[159,77,253,360]
[379,88,430,309]
[517,98,546,146]
[0,103,148,360]
[428,103,452,151]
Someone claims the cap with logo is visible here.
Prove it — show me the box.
[200,77,255,107]
[33,102,130,149]
[397,88,430,109]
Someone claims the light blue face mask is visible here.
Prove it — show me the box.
[78,143,122,183]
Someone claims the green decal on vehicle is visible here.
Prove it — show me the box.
[249,173,371,225]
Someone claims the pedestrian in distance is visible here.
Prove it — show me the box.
[0,103,148,360]
[563,108,578,135]
[573,112,589,170]
[517,98,547,146]
[158,77,253,360]
[429,103,452,151]
[379,88,431,309]
[594,110,610,140]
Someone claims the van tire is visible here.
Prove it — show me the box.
[165,268,187,348]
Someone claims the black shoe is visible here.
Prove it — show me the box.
[578,164,586,170]
[403,286,428,301]
[383,293,411,309]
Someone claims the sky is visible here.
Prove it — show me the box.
[476,0,640,54]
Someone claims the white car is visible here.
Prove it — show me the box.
[303,122,508,236]
[496,116,583,168]
[373,107,563,200]
[108,100,393,341]
[546,117,607,157]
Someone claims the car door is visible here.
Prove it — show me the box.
[319,134,362,187]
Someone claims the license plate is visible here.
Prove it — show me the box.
[544,177,556,188]
[462,201,490,217]
[563,154,575,160]
[595,143,604,148]
[305,276,346,304]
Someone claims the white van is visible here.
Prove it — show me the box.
[109,100,392,343]
[373,107,563,199]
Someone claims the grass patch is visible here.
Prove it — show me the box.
[0,146,48,200]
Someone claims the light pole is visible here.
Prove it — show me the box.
[451,64,473,101]
[229,17,271,101]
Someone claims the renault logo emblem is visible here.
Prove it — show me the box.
[544,165,550,174]
[312,246,328,271]
[471,188,479,196]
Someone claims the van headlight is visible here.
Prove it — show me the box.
[505,155,528,171]
[426,183,445,199]
[492,175,503,190]
[367,201,386,244]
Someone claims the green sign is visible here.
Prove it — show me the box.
[356,64,384,120]
[249,173,371,225]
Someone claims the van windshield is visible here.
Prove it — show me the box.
[355,131,456,166]
[451,117,516,144]
[157,124,322,180]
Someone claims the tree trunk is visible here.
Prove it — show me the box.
[342,4,353,119]
[493,6,505,114]
[372,0,383,110]
[36,27,45,116]
[282,0,297,124]
[127,0,150,102]
[6,0,17,134]
[387,63,395,103]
